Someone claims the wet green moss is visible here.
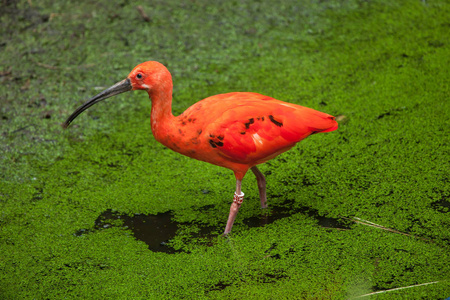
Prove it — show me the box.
[1,0,449,299]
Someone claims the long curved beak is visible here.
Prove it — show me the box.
[63,78,132,128]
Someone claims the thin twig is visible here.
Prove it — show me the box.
[351,281,440,298]
[34,61,60,70]
[342,216,432,242]
[136,6,151,22]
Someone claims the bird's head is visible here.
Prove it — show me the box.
[128,61,172,92]
[62,61,172,128]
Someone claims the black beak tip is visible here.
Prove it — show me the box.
[62,78,132,130]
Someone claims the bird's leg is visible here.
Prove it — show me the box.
[251,166,267,209]
[223,179,244,235]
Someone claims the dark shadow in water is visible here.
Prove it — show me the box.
[75,209,181,254]
[75,199,351,254]
[98,209,180,254]
[431,198,450,213]
[244,199,352,231]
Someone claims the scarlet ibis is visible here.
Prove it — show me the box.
[64,61,338,235]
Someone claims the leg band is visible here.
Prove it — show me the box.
[233,192,245,205]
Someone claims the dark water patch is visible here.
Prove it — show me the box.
[74,228,90,236]
[75,209,183,254]
[265,242,278,253]
[261,271,288,283]
[243,208,291,228]
[244,199,352,231]
[263,243,284,259]
[191,225,220,241]
[431,198,450,213]
[207,281,233,292]
[31,187,43,202]
[97,209,181,254]
[376,106,407,120]
[75,207,223,254]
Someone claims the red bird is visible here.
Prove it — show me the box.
[64,61,338,234]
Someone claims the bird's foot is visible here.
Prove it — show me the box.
[223,192,244,235]
[260,198,268,209]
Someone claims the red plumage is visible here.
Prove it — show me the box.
[169,92,337,180]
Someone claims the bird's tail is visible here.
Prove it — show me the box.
[316,116,338,133]
[301,107,338,134]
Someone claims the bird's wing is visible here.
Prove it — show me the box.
[197,93,337,165]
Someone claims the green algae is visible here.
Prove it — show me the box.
[1,0,450,299]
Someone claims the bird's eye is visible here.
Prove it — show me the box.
[136,73,143,79]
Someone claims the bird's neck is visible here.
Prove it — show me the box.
[148,85,176,145]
